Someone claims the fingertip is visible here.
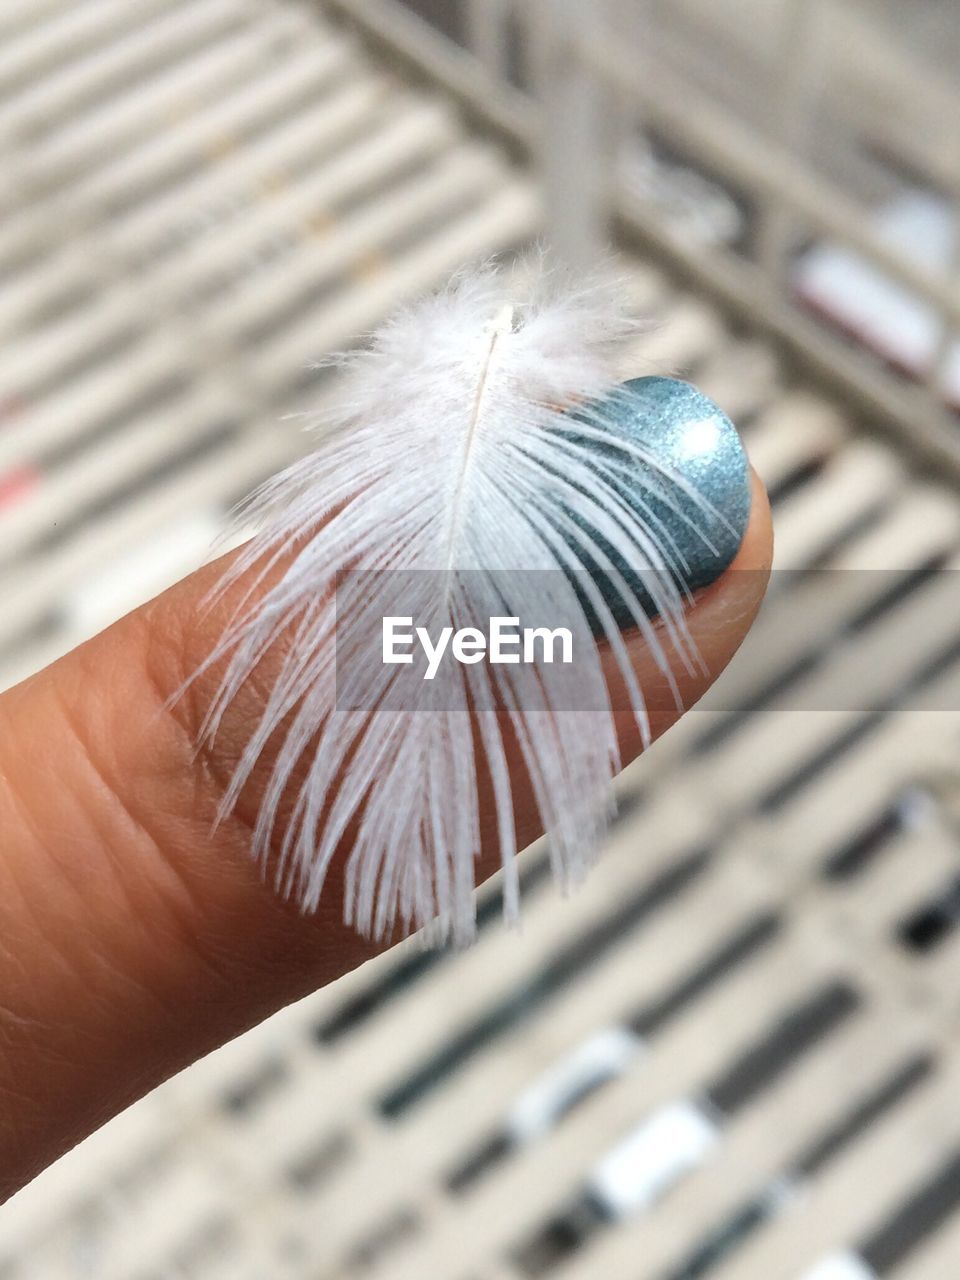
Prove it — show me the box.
[608,466,771,756]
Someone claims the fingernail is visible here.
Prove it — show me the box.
[571,376,752,628]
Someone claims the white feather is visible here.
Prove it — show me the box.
[192,262,706,943]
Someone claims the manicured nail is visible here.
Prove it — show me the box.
[571,376,752,628]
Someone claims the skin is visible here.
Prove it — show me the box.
[0,470,771,1201]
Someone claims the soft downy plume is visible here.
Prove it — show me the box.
[188,261,709,944]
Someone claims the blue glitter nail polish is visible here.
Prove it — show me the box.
[567,376,751,629]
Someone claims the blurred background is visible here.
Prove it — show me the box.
[3,1,960,1277]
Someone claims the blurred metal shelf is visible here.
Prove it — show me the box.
[329,0,960,477]
[0,0,537,681]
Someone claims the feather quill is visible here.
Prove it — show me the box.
[192,263,707,944]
